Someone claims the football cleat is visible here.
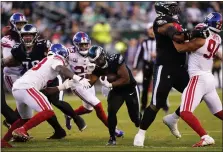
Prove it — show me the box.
[12,127,30,142]
[133,133,145,147]
[192,135,215,147]
[73,115,87,131]
[163,114,181,138]
[47,129,66,139]
[65,115,72,130]
[115,129,124,138]
[106,136,116,146]
[1,139,12,148]
[11,132,33,142]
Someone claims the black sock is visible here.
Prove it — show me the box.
[47,115,64,132]
[140,106,158,130]
[54,100,78,119]
[175,106,180,116]
[108,113,117,138]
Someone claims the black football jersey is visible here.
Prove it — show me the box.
[93,54,137,91]
[153,15,186,66]
[11,39,50,73]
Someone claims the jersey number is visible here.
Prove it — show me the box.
[203,39,220,59]
[22,60,39,70]
[32,58,48,71]
[73,66,87,77]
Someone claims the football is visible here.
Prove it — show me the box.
[101,73,118,83]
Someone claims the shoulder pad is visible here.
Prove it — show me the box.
[68,46,77,53]
[117,54,124,64]
[12,43,22,49]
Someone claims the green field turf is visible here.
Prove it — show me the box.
[1,90,222,151]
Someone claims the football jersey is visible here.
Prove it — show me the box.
[188,31,222,77]
[93,53,137,92]
[67,46,90,78]
[1,35,23,75]
[11,39,50,74]
[153,15,186,66]
[13,55,65,90]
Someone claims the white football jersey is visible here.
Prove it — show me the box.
[1,35,23,75]
[188,31,222,77]
[13,55,66,90]
[68,46,91,78]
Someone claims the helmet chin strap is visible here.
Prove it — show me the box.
[101,60,108,69]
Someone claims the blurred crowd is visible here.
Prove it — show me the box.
[1,1,223,88]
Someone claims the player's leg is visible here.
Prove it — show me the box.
[134,65,172,146]
[141,62,152,111]
[180,75,214,147]
[203,87,223,120]
[2,74,20,126]
[124,85,141,127]
[107,90,125,145]
[73,86,108,127]
[163,66,189,138]
[12,88,55,141]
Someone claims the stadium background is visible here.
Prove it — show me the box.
[1,1,223,88]
[1,1,223,151]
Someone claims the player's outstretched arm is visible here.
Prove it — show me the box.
[173,38,205,53]
[215,51,222,61]
[111,63,130,87]
[158,23,185,43]
[55,65,82,81]
[1,55,20,67]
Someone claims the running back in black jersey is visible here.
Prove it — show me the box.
[92,54,137,91]
[11,39,50,73]
[153,15,186,66]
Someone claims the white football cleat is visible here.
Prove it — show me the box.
[133,133,145,147]
[193,135,215,147]
[163,114,181,138]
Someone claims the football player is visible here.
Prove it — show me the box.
[1,43,90,148]
[2,24,87,139]
[87,45,141,145]
[169,12,222,147]
[133,2,210,147]
[1,12,28,128]
[44,32,124,137]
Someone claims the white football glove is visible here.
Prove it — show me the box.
[99,76,112,88]
[57,79,74,91]
[87,63,96,74]
[101,86,111,97]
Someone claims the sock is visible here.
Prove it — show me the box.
[55,100,79,119]
[47,114,64,132]
[175,106,180,116]
[180,111,207,137]
[172,112,180,119]
[94,102,108,127]
[3,119,26,141]
[74,106,92,115]
[140,106,158,130]
[108,112,117,138]
[214,110,223,120]
[138,129,146,136]
[23,110,54,131]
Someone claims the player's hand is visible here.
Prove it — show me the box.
[99,76,112,88]
[57,79,74,91]
[192,26,210,39]
[78,78,91,89]
[87,63,96,74]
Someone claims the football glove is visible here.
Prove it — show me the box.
[101,86,111,97]
[99,76,112,88]
[87,63,96,74]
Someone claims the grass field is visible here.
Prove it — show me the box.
[1,90,222,151]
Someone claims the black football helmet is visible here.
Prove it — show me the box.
[88,45,108,69]
[155,2,180,16]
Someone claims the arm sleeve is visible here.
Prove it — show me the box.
[133,43,143,69]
